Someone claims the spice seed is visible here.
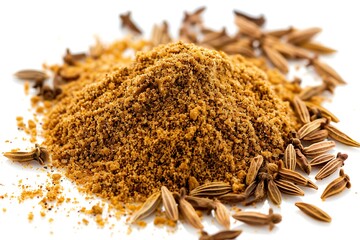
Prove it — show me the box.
[293,96,310,123]
[321,169,351,200]
[267,179,282,205]
[200,229,242,240]
[189,182,232,198]
[315,152,348,180]
[287,27,322,45]
[309,153,336,166]
[295,202,331,222]
[302,141,336,158]
[325,124,360,147]
[14,69,48,82]
[275,179,305,196]
[214,200,231,229]
[246,155,264,185]
[232,208,282,231]
[178,197,204,229]
[297,118,327,139]
[130,191,161,223]
[161,186,179,221]
[284,143,296,170]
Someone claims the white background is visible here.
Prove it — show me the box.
[0,1,360,239]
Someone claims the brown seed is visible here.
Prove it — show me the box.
[214,200,231,229]
[184,196,215,210]
[265,27,293,38]
[200,230,242,240]
[278,160,317,189]
[178,197,204,229]
[274,179,305,196]
[244,181,257,198]
[267,179,282,205]
[284,143,296,170]
[325,124,360,147]
[234,15,262,39]
[161,186,179,221]
[298,118,328,139]
[3,144,48,165]
[287,27,322,45]
[302,129,328,143]
[295,202,331,222]
[309,153,336,166]
[189,182,232,198]
[244,175,267,205]
[119,12,142,35]
[246,155,264,185]
[14,69,48,82]
[299,42,336,54]
[233,10,265,26]
[217,193,246,204]
[183,6,206,26]
[63,48,87,65]
[232,208,281,231]
[315,152,348,180]
[302,141,336,158]
[321,169,351,200]
[304,102,339,123]
[295,149,312,175]
[293,96,310,123]
[262,45,289,73]
[299,84,327,101]
[130,191,161,223]
[312,59,346,85]
[221,43,255,57]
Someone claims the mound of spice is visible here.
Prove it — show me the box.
[43,41,295,203]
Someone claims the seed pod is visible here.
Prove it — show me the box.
[295,149,311,175]
[293,96,310,123]
[214,200,231,229]
[298,118,327,139]
[303,141,336,158]
[246,155,264,185]
[184,196,215,210]
[312,59,346,85]
[263,45,289,73]
[287,27,322,44]
[130,191,161,223]
[302,129,329,143]
[275,179,305,196]
[161,186,179,221]
[234,15,262,39]
[178,197,204,229]
[304,102,339,123]
[278,160,317,190]
[232,208,281,231]
[267,179,282,205]
[14,69,48,81]
[309,153,336,166]
[325,124,360,147]
[299,42,336,54]
[295,202,331,222]
[284,143,296,170]
[217,193,246,204]
[189,182,232,198]
[321,169,351,200]
[315,152,348,180]
[200,229,242,240]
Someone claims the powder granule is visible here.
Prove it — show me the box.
[43,42,295,203]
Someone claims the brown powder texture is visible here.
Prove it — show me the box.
[43,42,295,203]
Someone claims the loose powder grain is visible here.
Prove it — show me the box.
[43,42,295,203]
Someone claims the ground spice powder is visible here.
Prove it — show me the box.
[43,42,295,203]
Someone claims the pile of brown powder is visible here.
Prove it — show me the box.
[43,42,295,203]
